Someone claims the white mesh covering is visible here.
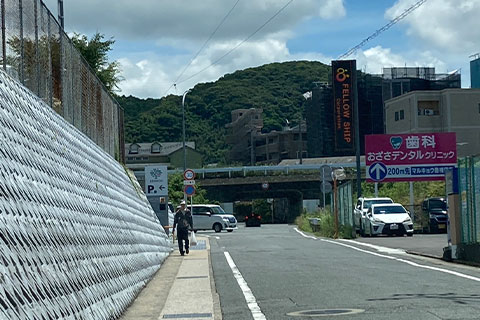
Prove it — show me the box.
[0,70,171,319]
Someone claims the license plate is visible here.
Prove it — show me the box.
[438,224,446,229]
[390,224,398,230]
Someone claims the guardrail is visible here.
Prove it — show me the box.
[134,163,366,180]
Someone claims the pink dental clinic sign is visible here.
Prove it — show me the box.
[365,132,457,182]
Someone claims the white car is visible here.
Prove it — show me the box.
[189,204,237,233]
[362,203,414,237]
[354,197,393,235]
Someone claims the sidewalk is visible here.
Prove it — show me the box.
[120,236,222,320]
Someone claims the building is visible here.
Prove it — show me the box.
[306,73,384,158]
[382,67,461,101]
[125,142,203,170]
[306,84,334,158]
[385,88,480,157]
[254,121,307,164]
[225,108,263,164]
[225,108,307,165]
[471,55,480,89]
[306,67,461,158]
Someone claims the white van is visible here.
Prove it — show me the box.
[189,204,237,233]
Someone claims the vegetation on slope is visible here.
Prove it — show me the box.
[118,60,330,164]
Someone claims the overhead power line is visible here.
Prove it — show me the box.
[163,0,241,97]
[338,0,428,60]
[175,0,294,86]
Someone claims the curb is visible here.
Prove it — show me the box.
[208,240,223,320]
[406,250,480,268]
[406,250,443,260]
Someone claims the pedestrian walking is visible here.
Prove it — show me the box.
[173,200,193,256]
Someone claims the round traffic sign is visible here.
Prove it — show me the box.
[320,181,332,193]
[320,165,333,181]
[184,169,195,180]
[184,185,196,196]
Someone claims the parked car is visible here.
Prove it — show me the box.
[421,197,448,233]
[189,204,237,233]
[362,203,414,237]
[245,212,261,227]
[354,197,394,235]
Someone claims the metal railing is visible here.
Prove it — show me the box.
[0,0,124,162]
[164,163,364,178]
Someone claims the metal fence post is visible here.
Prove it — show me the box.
[34,0,40,95]
[1,0,6,71]
[19,0,24,83]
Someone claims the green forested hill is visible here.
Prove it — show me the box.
[118,60,330,164]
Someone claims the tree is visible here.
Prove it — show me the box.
[72,32,122,93]
[168,173,211,206]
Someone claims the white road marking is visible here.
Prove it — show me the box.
[338,239,407,255]
[293,227,317,240]
[321,239,480,282]
[215,236,220,240]
[293,227,480,283]
[224,252,266,320]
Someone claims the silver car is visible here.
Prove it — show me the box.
[354,197,393,236]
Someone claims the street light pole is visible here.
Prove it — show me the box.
[182,89,191,172]
[299,117,303,164]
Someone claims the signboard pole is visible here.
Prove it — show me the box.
[353,66,362,197]
[374,182,378,197]
[409,182,415,223]
[322,167,326,208]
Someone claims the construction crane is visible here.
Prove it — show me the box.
[338,0,428,60]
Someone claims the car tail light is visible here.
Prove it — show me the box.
[245,216,249,220]
[258,215,261,220]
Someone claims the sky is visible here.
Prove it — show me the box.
[43,0,480,98]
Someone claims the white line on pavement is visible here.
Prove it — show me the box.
[215,236,220,240]
[293,227,480,283]
[321,239,480,283]
[224,252,266,320]
[338,239,407,255]
[293,227,318,240]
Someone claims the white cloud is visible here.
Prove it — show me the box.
[354,46,447,75]
[385,0,480,54]
[318,0,346,19]
[44,0,346,42]
[40,0,347,97]
[119,38,294,98]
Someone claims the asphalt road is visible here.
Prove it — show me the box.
[355,233,449,258]
[206,224,480,320]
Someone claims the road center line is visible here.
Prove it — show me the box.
[293,227,480,283]
[224,251,266,320]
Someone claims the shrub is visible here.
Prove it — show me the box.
[295,207,355,239]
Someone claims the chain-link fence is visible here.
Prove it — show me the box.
[458,156,480,244]
[0,0,124,162]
